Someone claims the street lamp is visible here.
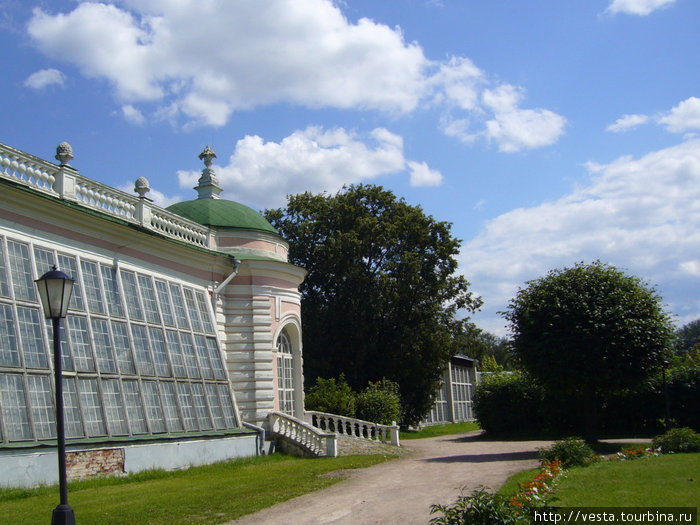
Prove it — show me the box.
[35,266,76,525]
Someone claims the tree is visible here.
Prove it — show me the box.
[503,261,674,442]
[675,319,700,355]
[265,184,481,424]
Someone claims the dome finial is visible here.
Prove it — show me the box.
[55,142,74,166]
[195,145,222,199]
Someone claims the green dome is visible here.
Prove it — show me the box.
[167,199,278,234]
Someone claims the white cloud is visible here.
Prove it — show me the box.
[606,0,676,16]
[24,68,65,89]
[408,161,443,187]
[481,85,567,152]
[121,105,145,125]
[606,113,650,133]
[657,97,700,133]
[461,139,700,335]
[177,126,415,208]
[26,1,565,152]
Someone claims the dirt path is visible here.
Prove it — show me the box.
[226,431,553,525]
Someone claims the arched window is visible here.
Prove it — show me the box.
[276,330,295,415]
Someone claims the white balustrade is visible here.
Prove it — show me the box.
[305,411,400,447]
[0,143,57,194]
[269,411,338,457]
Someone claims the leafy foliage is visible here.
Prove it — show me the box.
[653,427,700,453]
[304,375,356,417]
[538,438,596,468]
[266,184,481,424]
[355,378,402,425]
[675,318,700,355]
[503,261,674,441]
[430,488,529,525]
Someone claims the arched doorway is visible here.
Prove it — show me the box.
[276,330,295,415]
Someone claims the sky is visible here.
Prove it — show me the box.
[1,0,699,336]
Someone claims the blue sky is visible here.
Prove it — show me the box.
[2,0,699,336]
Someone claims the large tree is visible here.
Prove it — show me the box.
[265,184,481,424]
[503,261,674,442]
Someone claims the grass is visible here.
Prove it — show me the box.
[552,453,700,508]
[401,421,480,440]
[0,453,395,525]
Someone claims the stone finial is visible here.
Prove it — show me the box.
[55,142,74,166]
[134,176,151,198]
[195,145,223,199]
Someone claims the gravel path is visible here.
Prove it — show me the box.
[226,431,554,525]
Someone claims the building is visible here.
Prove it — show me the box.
[0,141,306,486]
[423,355,478,426]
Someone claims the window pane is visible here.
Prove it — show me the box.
[0,239,9,297]
[57,254,84,311]
[91,318,116,373]
[165,330,187,378]
[102,379,128,435]
[0,374,32,440]
[176,382,197,431]
[195,291,214,334]
[131,324,154,376]
[63,377,84,438]
[138,275,160,324]
[191,383,212,430]
[67,316,95,372]
[142,381,166,433]
[81,260,105,314]
[7,240,35,301]
[183,289,202,332]
[194,335,213,379]
[148,328,171,377]
[33,247,54,277]
[206,338,226,380]
[122,380,147,434]
[0,303,20,367]
[45,318,73,371]
[206,383,225,429]
[218,384,237,428]
[169,284,190,329]
[179,333,200,379]
[78,378,106,436]
[160,382,183,432]
[120,271,143,321]
[111,321,135,374]
[155,281,175,326]
[27,375,55,439]
[101,265,124,317]
[17,307,47,369]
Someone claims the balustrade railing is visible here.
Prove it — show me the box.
[0,142,211,249]
[269,411,338,457]
[305,411,400,447]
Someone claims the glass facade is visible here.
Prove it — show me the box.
[0,233,239,446]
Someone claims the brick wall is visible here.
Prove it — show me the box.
[66,448,125,480]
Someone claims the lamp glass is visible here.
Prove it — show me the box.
[35,267,74,319]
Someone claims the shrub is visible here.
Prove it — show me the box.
[429,488,528,525]
[538,438,596,468]
[304,375,356,417]
[355,379,401,425]
[473,372,544,435]
[653,427,700,453]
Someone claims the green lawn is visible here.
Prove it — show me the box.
[401,421,481,440]
[0,453,395,525]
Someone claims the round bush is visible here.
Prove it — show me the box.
[355,379,401,425]
[653,427,700,453]
[473,372,544,435]
[304,375,356,417]
[538,437,596,468]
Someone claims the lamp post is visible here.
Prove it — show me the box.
[35,266,76,525]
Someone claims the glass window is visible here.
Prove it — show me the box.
[122,380,147,434]
[206,383,225,429]
[138,275,160,324]
[206,337,226,380]
[165,330,187,378]
[7,241,35,301]
[191,383,212,430]
[142,381,166,433]
[0,374,32,441]
[27,375,55,439]
[179,333,200,379]
[169,284,189,329]
[183,289,203,332]
[194,335,213,379]
[148,328,171,377]
[159,382,183,432]
[0,239,9,297]
[195,291,214,334]
[101,265,124,317]
[33,247,55,277]
[17,307,47,369]
[131,324,154,376]
[120,271,143,321]
[57,254,84,311]
[176,382,197,431]
[67,316,95,372]
[81,261,105,314]
[63,377,84,438]
[218,384,237,428]
[78,378,106,436]
[276,331,294,416]
[91,318,116,373]
[102,379,128,436]
[111,321,135,374]
[154,281,175,326]
[0,304,20,367]
[45,318,73,371]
